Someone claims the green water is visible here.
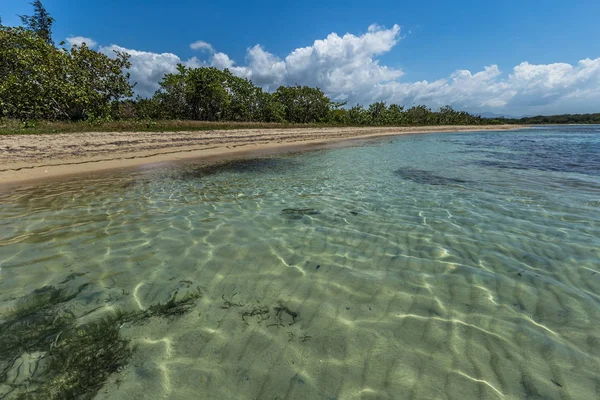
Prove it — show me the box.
[1,127,599,399]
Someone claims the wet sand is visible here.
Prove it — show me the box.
[0,125,523,186]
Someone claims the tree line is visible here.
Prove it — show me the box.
[2,2,597,127]
[0,1,494,127]
[502,113,600,125]
[118,67,494,125]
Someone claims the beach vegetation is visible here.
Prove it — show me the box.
[1,1,598,134]
[149,65,287,123]
[0,26,133,122]
[274,85,332,123]
[0,1,489,131]
[0,1,133,123]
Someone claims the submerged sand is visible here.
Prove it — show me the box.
[0,125,523,185]
[1,124,598,399]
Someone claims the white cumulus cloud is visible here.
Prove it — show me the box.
[190,40,214,52]
[210,24,403,96]
[93,25,600,115]
[99,45,204,97]
[65,36,98,48]
[374,58,600,114]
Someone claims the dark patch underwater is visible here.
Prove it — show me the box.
[464,130,600,175]
[393,167,470,186]
[180,157,302,180]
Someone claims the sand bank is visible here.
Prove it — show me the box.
[0,125,523,186]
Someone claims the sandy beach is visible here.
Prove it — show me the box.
[0,125,522,185]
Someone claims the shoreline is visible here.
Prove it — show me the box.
[0,125,525,187]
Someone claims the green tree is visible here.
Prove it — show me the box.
[185,67,230,121]
[346,104,370,125]
[134,97,164,120]
[254,90,284,122]
[329,102,348,125]
[154,66,287,122]
[404,105,432,125]
[19,0,54,45]
[155,66,234,121]
[274,85,332,123]
[387,104,405,125]
[368,101,388,125]
[0,27,133,121]
[62,43,134,120]
[224,71,259,121]
[154,64,190,119]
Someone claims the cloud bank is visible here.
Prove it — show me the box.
[95,25,600,115]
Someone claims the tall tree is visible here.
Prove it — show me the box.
[274,85,332,123]
[153,64,190,119]
[0,27,133,121]
[19,0,54,45]
[368,101,388,125]
[184,67,230,121]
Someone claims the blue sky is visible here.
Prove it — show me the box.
[3,0,600,115]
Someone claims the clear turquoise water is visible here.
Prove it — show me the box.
[1,126,599,399]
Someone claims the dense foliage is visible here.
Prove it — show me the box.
[274,85,331,123]
[0,26,133,121]
[0,2,133,122]
[115,67,492,126]
[2,1,597,129]
[150,65,285,122]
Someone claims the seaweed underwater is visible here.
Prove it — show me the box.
[0,282,202,399]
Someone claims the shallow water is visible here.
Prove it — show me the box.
[1,126,599,399]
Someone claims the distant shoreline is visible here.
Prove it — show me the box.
[0,125,526,187]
